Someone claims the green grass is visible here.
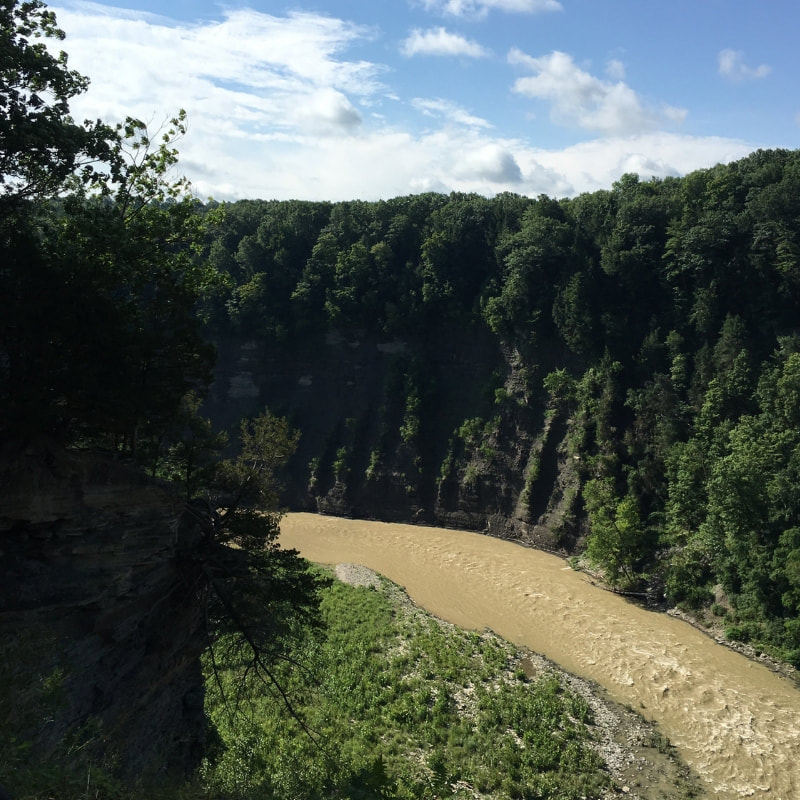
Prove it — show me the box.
[201,570,611,799]
[3,571,615,800]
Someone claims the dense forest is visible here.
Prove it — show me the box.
[195,154,800,668]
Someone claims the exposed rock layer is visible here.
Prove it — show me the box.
[206,332,584,550]
[0,443,207,779]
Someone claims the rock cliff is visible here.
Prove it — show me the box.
[0,443,208,780]
[205,330,585,552]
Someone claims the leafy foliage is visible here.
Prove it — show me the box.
[0,0,114,205]
[1,105,217,450]
[199,150,800,665]
[203,573,613,800]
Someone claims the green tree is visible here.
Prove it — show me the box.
[483,197,573,344]
[1,108,218,448]
[153,392,229,498]
[214,409,301,518]
[583,478,651,586]
[197,410,329,727]
[2,0,224,451]
[0,0,113,207]
[553,271,595,355]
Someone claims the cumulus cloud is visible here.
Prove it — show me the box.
[296,88,362,133]
[421,0,561,18]
[401,27,489,58]
[718,49,771,81]
[412,97,492,128]
[455,144,523,183]
[46,2,757,202]
[509,49,687,135]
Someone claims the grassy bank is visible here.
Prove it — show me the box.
[2,564,699,799]
[202,565,700,800]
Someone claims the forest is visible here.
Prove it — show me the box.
[195,152,800,669]
[4,3,800,667]
[2,0,800,795]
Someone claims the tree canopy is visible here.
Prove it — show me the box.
[0,0,114,206]
[193,151,800,666]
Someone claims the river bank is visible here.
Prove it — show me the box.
[335,562,700,800]
[568,554,799,685]
[280,512,800,800]
[664,605,799,685]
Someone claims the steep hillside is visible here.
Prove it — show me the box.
[202,150,800,665]
[0,444,209,781]
[206,329,579,550]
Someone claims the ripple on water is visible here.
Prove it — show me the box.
[280,513,800,800]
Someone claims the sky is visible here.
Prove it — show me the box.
[49,0,800,202]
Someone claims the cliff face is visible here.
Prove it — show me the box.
[206,331,584,551]
[0,444,208,779]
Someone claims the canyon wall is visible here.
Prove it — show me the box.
[0,443,208,779]
[205,331,584,553]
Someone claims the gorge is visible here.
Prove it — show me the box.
[5,4,800,793]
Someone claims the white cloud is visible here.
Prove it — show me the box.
[45,2,758,203]
[401,27,489,58]
[509,49,686,135]
[51,3,385,130]
[606,59,626,80]
[421,0,561,18]
[412,97,492,128]
[530,133,755,196]
[718,49,771,81]
[296,88,363,134]
[197,128,753,202]
[455,144,523,183]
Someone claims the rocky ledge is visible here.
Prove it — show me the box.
[0,442,208,779]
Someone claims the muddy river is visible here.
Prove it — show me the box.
[280,513,800,799]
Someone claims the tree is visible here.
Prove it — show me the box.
[152,392,229,498]
[553,272,595,355]
[215,410,301,520]
[700,349,800,611]
[2,0,226,452]
[483,198,574,344]
[583,478,652,587]
[0,0,112,208]
[1,112,218,450]
[191,410,329,729]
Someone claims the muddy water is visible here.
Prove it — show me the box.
[280,513,800,799]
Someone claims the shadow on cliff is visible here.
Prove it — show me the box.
[0,441,210,786]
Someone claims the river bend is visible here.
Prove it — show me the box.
[280,513,800,799]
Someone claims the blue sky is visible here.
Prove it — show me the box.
[50,0,800,201]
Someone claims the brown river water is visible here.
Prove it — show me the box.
[280,513,800,799]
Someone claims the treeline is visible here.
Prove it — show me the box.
[199,151,800,667]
